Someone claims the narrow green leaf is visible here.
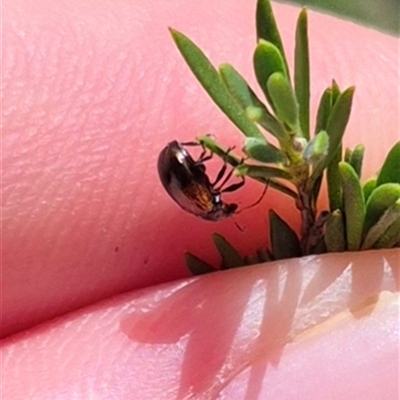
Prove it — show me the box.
[374,211,400,249]
[303,130,329,165]
[243,137,286,163]
[315,87,332,135]
[253,40,287,107]
[348,144,365,178]
[363,177,377,202]
[362,199,400,249]
[376,141,400,185]
[331,80,341,103]
[267,72,299,131]
[170,29,264,139]
[363,183,400,235]
[310,87,355,184]
[236,163,292,180]
[198,135,241,167]
[294,8,310,139]
[267,180,298,199]
[269,210,302,260]
[219,63,262,110]
[326,145,342,211]
[324,210,346,252]
[344,148,352,163]
[256,0,289,75]
[339,162,365,250]
[212,233,244,269]
[185,253,216,275]
[219,63,288,140]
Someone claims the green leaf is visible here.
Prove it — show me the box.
[348,144,365,178]
[303,130,329,165]
[310,87,355,185]
[253,40,287,107]
[363,183,400,235]
[243,137,286,163]
[315,87,332,135]
[170,29,264,139]
[198,135,241,167]
[294,8,310,139]
[324,210,346,252]
[185,253,216,275]
[212,233,244,269]
[219,63,288,140]
[331,80,341,104]
[339,162,365,251]
[219,63,262,110]
[363,177,377,202]
[362,199,400,249]
[256,0,289,75]
[267,181,298,199]
[374,209,400,249]
[376,141,400,185]
[269,210,302,260]
[326,145,342,211]
[344,148,352,163]
[267,72,299,131]
[236,163,292,180]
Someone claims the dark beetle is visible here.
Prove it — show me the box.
[157,141,244,221]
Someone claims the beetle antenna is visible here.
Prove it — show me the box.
[237,183,269,214]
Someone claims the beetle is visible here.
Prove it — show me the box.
[157,140,245,221]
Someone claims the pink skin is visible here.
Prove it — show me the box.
[2,0,399,398]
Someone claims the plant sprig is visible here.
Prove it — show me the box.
[169,0,400,274]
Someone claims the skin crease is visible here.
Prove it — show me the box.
[1,0,399,398]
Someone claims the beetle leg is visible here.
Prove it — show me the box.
[220,177,245,193]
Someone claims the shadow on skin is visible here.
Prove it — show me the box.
[120,249,399,399]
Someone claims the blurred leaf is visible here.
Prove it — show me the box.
[326,145,342,211]
[362,199,400,249]
[256,0,289,74]
[267,72,299,130]
[363,177,377,202]
[363,183,400,235]
[339,162,365,251]
[310,87,354,185]
[374,211,400,248]
[311,174,323,208]
[253,40,288,107]
[303,130,329,164]
[376,141,400,186]
[170,29,264,139]
[324,210,346,252]
[344,147,352,163]
[315,87,332,135]
[212,233,244,269]
[257,248,273,262]
[185,253,216,275]
[294,8,310,139]
[236,164,292,180]
[313,237,327,254]
[348,144,365,178]
[331,80,341,103]
[219,64,288,140]
[243,137,286,163]
[269,210,302,259]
